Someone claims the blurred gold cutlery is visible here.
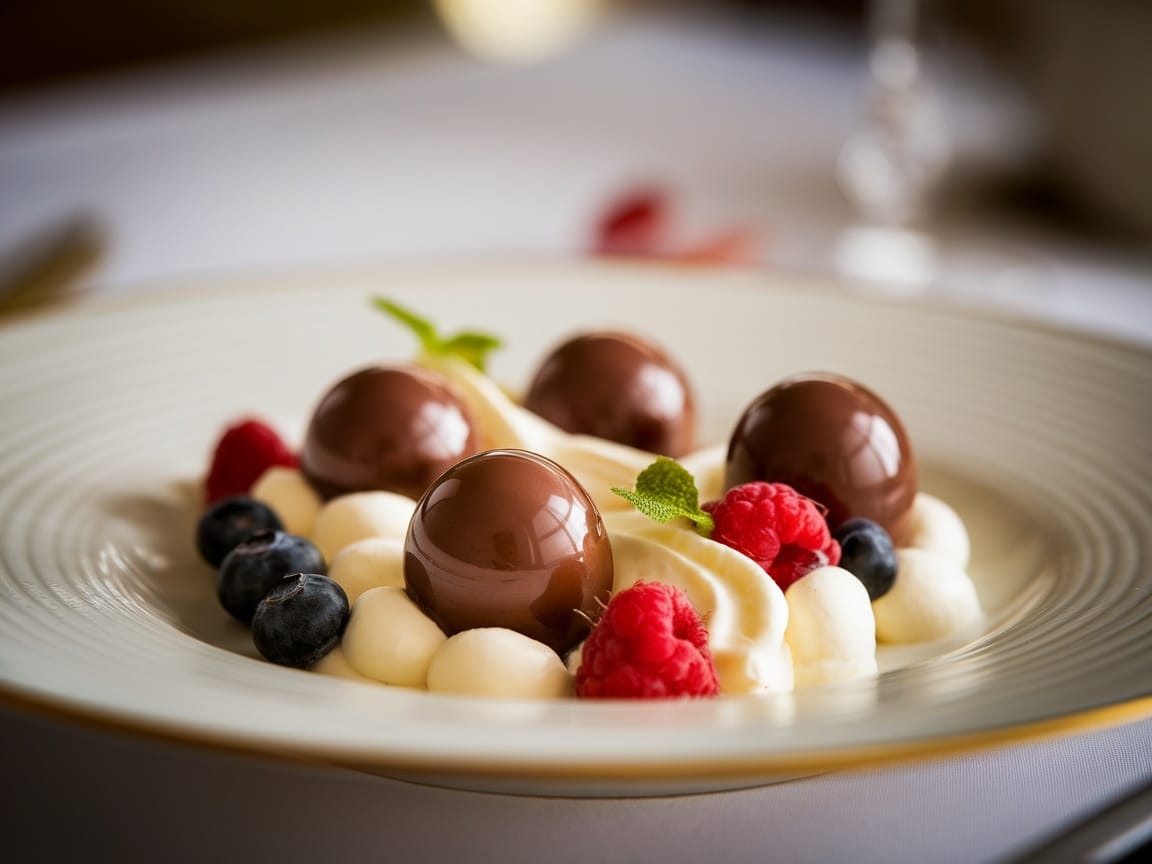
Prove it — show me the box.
[1007,774,1152,863]
[0,215,105,318]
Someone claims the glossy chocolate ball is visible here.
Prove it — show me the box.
[725,373,917,539]
[523,331,695,457]
[404,449,613,655]
[301,365,481,502]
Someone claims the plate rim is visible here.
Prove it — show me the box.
[2,254,1150,357]
[5,684,1151,782]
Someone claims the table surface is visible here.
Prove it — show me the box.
[2,10,1151,862]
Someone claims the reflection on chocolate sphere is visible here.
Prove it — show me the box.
[725,373,917,539]
[301,365,481,502]
[404,449,613,655]
[523,331,695,457]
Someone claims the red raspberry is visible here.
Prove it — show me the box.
[593,187,764,264]
[703,482,840,592]
[593,188,670,257]
[575,581,719,699]
[205,418,297,504]
[668,228,760,266]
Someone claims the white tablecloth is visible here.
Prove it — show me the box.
[2,12,1150,862]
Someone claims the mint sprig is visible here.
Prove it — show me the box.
[373,297,502,372]
[611,457,715,537]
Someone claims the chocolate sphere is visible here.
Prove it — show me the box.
[404,449,613,655]
[725,373,917,540]
[523,331,695,457]
[301,365,481,502]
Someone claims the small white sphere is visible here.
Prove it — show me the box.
[873,548,983,643]
[565,641,584,675]
[342,587,446,687]
[311,491,415,561]
[250,466,322,538]
[311,645,376,683]
[785,566,877,687]
[900,492,970,567]
[328,537,406,605]
[427,628,572,699]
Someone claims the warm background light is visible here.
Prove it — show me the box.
[433,0,604,62]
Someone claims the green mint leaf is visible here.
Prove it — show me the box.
[611,457,714,537]
[372,297,439,354]
[372,296,503,372]
[440,333,504,372]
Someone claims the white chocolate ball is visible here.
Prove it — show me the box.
[328,537,406,605]
[311,645,376,683]
[426,628,572,699]
[342,587,446,687]
[874,548,983,643]
[785,566,877,687]
[900,493,970,568]
[565,641,584,675]
[250,466,322,538]
[311,491,415,561]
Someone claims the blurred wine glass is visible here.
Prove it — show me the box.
[835,0,951,288]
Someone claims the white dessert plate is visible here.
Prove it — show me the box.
[2,261,1150,797]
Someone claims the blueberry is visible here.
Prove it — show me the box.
[196,496,283,567]
[832,517,898,601]
[252,573,349,668]
[217,530,326,623]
